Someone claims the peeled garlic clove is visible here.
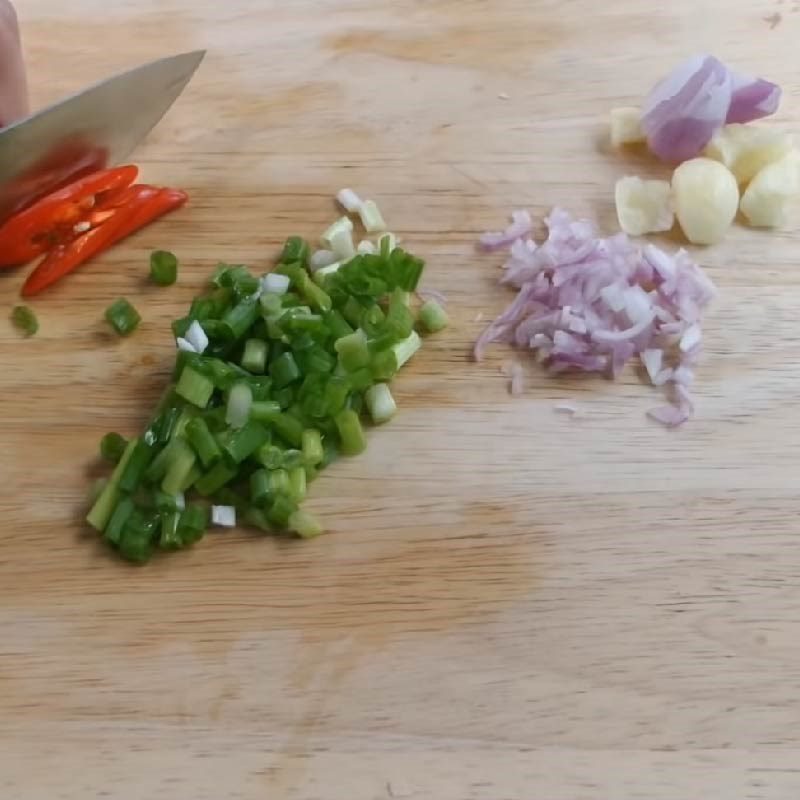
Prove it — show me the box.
[610,107,646,147]
[672,158,739,245]
[740,150,800,228]
[704,124,793,185]
[615,176,674,236]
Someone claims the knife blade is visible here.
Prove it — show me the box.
[0,50,205,222]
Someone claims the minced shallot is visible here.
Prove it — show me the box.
[474,208,716,427]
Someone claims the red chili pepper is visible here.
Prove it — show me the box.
[0,165,139,267]
[21,186,188,297]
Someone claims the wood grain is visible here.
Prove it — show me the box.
[3,0,800,797]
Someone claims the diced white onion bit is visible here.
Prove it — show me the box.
[357,240,376,255]
[336,188,363,213]
[176,337,197,353]
[211,505,237,528]
[475,208,716,427]
[322,217,355,260]
[261,272,290,294]
[185,320,209,354]
[309,249,338,272]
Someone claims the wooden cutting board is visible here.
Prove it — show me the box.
[2,1,800,797]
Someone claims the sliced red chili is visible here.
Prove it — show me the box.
[0,165,138,267]
[21,186,188,297]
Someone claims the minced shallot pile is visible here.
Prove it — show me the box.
[474,208,716,427]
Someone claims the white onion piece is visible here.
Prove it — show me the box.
[176,337,196,353]
[211,505,237,528]
[475,208,715,427]
[309,249,338,272]
[185,321,209,355]
[336,188,363,213]
[727,72,781,124]
[262,273,290,294]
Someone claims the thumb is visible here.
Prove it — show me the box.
[0,1,29,127]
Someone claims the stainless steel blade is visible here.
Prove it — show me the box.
[0,50,205,221]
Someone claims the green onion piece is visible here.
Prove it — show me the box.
[250,400,281,422]
[335,409,367,456]
[270,351,301,388]
[150,250,179,286]
[194,461,238,496]
[279,236,310,267]
[257,444,285,470]
[175,365,215,408]
[11,305,38,336]
[118,439,156,493]
[161,440,196,496]
[249,469,271,506]
[226,382,253,429]
[259,292,283,317]
[370,349,398,381]
[274,386,294,410]
[100,432,128,464]
[88,477,109,506]
[418,299,449,333]
[342,296,365,328]
[288,509,323,539]
[360,305,385,337]
[104,497,136,545]
[297,275,332,313]
[335,329,370,371]
[222,421,270,464]
[178,504,208,545]
[179,463,202,491]
[325,310,353,340]
[301,429,324,466]
[392,330,422,368]
[105,298,141,336]
[288,466,307,502]
[221,297,259,341]
[272,412,304,447]
[159,510,183,550]
[365,383,397,424]
[322,376,349,416]
[386,289,414,340]
[267,494,297,528]
[241,339,268,373]
[358,199,386,233]
[185,417,221,468]
[347,367,372,391]
[281,448,305,470]
[268,468,291,497]
[154,490,184,512]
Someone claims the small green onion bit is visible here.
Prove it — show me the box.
[11,305,38,336]
[150,250,179,286]
[105,298,141,336]
[100,432,128,464]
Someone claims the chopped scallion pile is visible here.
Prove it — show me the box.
[88,202,445,563]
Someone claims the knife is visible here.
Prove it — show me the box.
[0,49,205,222]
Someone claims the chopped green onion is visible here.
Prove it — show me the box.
[161,439,196,496]
[226,382,253,429]
[267,494,297,528]
[250,400,281,422]
[365,383,397,424]
[268,468,291,497]
[335,409,367,456]
[418,299,449,333]
[257,444,284,470]
[301,429,324,465]
[279,236,310,267]
[222,421,270,464]
[270,351,301,388]
[241,339,268,373]
[272,412,304,447]
[392,331,422,368]
[185,417,222,468]
[335,329,370,371]
[194,461,238,496]
[289,509,324,539]
[249,469,271,506]
[150,250,179,286]
[288,466,307,502]
[104,497,135,545]
[178,504,208,545]
[358,199,387,233]
[176,365,215,408]
[11,305,38,336]
[105,298,141,336]
[100,432,128,464]
[262,273,290,296]
[312,262,342,285]
[378,232,397,255]
[221,297,259,341]
[159,510,183,550]
[118,439,156,493]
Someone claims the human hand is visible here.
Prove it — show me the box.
[0,0,28,127]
